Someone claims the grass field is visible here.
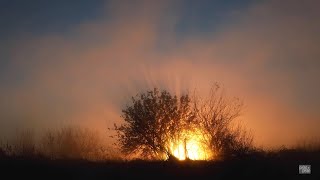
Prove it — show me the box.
[1,149,319,179]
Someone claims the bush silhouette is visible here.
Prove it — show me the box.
[114,84,253,160]
[192,84,253,158]
[12,129,36,157]
[40,127,108,160]
[114,88,194,159]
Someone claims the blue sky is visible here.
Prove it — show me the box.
[0,0,254,39]
[0,0,104,38]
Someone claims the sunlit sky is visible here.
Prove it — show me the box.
[0,0,319,148]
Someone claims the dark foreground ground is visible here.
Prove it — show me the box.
[1,151,319,180]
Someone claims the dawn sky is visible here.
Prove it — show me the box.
[0,0,319,148]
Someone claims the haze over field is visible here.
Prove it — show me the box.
[0,0,319,148]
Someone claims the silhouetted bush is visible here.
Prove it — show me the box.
[11,129,36,157]
[115,84,254,160]
[294,138,320,152]
[192,84,253,158]
[0,126,120,161]
[115,88,194,159]
[40,126,112,161]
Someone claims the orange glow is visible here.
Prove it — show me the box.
[167,129,213,160]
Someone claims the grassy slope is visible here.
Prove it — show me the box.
[1,150,319,179]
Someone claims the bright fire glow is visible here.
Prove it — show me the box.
[167,129,212,160]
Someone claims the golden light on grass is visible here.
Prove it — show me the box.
[167,129,213,160]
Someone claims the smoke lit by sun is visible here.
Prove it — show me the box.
[167,129,213,160]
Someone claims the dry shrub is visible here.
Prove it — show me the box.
[193,84,253,158]
[11,129,36,157]
[115,84,254,160]
[40,126,119,161]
